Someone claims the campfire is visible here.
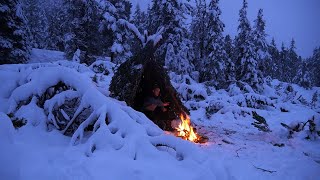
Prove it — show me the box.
[172,114,202,143]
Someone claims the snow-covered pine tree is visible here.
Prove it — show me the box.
[45,0,69,51]
[147,0,194,75]
[130,3,147,55]
[132,3,147,32]
[287,38,300,82]
[64,0,103,65]
[234,0,263,91]
[224,35,236,82]
[98,0,132,64]
[21,0,49,49]
[0,0,31,64]
[165,43,176,72]
[252,9,270,79]
[224,35,234,61]
[293,59,312,89]
[268,38,280,78]
[190,0,207,66]
[308,47,320,86]
[146,0,162,36]
[201,0,227,88]
[176,39,195,74]
[279,39,300,83]
[278,42,288,81]
[21,0,69,51]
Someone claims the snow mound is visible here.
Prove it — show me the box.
[0,113,19,179]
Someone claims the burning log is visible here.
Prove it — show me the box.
[171,114,208,143]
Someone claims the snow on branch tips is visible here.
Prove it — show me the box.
[118,19,164,48]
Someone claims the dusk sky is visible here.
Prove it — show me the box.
[131,0,320,58]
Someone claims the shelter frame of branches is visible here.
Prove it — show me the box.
[110,43,190,130]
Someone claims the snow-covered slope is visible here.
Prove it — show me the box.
[28,48,66,63]
[0,49,319,179]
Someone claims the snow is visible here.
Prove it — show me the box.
[72,49,81,63]
[111,43,124,53]
[0,49,319,179]
[0,38,13,48]
[118,18,164,48]
[15,96,47,127]
[28,48,66,63]
[0,113,19,179]
[0,5,9,13]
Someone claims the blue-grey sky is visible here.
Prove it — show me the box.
[130,0,320,58]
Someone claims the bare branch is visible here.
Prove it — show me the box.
[253,164,276,173]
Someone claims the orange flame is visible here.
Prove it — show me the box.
[176,114,199,142]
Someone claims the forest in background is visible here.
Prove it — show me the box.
[1,0,320,90]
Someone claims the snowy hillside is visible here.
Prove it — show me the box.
[28,48,66,63]
[0,49,319,179]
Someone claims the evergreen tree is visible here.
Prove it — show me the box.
[294,59,312,88]
[224,35,234,59]
[278,42,289,81]
[45,0,69,51]
[234,0,263,90]
[21,0,69,51]
[147,0,194,74]
[190,0,207,63]
[268,38,280,78]
[279,39,300,83]
[252,9,270,78]
[224,35,236,82]
[21,0,49,49]
[132,3,147,32]
[131,3,147,55]
[147,0,187,56]
[146,0,162,36]
[0,0,31,64]
[165,43,177,72]
[308,47,320,86]
[99,0,132,64]
[287,38,300,82]
[64,0,103,65]
[190,0,229,86]
[202,0,227,87]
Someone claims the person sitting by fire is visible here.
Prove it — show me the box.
[142,84,171,129]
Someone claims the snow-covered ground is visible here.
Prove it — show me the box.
[0,49,319,180]
[28,48,66,63]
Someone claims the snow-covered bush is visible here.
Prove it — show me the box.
[272,80,320,109]
[169,72,208,101]
[205,100,225,119]
[232,93,275,109]
[89,59,115,76]
[251,111,271,132]
[281,115,320,140]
